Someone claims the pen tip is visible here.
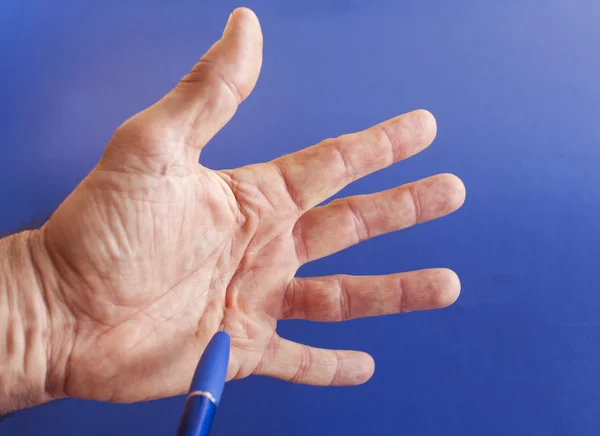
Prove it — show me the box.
[189,331,230,405]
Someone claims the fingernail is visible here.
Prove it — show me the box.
[224,11,235,35]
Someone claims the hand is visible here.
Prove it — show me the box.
[39,8,465,403]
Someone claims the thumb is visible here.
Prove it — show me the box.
[161,7,263,156]
[100,8,262,174]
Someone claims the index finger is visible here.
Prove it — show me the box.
[272,109,437,212]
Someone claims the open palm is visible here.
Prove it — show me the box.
[40,8,465,403]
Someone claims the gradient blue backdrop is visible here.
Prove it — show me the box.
[1,1,599,435]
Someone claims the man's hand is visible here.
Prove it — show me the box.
[2,7,465,410]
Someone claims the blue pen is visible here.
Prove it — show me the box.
[176,331,230,436]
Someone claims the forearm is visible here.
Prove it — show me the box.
[0,230,59,414]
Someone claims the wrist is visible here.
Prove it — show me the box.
[0,229,73,414]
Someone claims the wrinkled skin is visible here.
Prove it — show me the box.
[39,8,466,403]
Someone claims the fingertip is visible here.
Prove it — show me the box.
[216,7,263,101]
[225,7,262,42]
[411,173,465,223]
[348,352,376,385]
[232,7,260,23]
[432,268,461,308]
[412,109,438,145]
[437,173,467,211]
[362,353,376,383]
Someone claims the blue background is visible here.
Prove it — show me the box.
[1,0,599,435]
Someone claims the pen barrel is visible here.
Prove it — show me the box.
[176,395,216,436]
